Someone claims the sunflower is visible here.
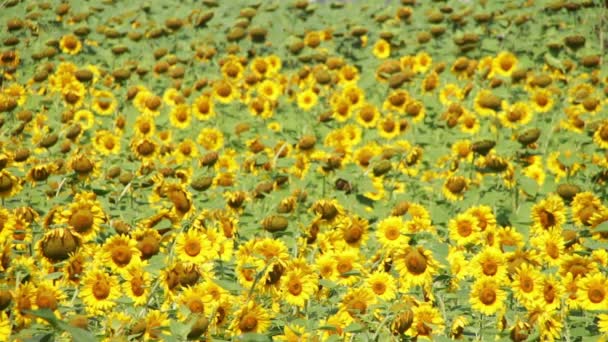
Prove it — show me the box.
[59,34,82,55]
[577,272,608,311]
[531,231,565,267]
[101,234,141,271]
[439,83,463,106]
[499,101,532,128]
[538,274,564,311]
[175,229,213,264]
[559,254,598,279]
[221,57,244,81]
[91,90,117,116]
[236,255,264,288]
[448,213,480,246]
[366,271,397,301]
[377,113,401,139]
[177,284,212,320]
[338,287,376,324]
[407,302,445,340]
[376,216,409,252]
[80,269,120,314]
[197,127,224,151]
[134,115,156,137]
[338,65,359,85]
[598,314,608,335]
[405,99,426,123]
[471,247,508,281]
[59,197,105,242]
[134,90,162,116]
[61,81,86,109]
[296,88,318,111]
[470,277,506,315]
[0,170,22,199]
[474,89,503,116]
[229,301,271,336]
[275,325,310,342]
[121,261,150,306]
[11,281,38,327]
[511,263,542,308]
[168,103,191,129]
[257,79,282,101]
[491,51,518,77]
[355,103,380,128]
[531,195,566,235]
[459,113,480,134]
[373,39,390,59]
[212,79,236,104]
[173,139,199,164]
[139,310,170,340]
[343,85,365,109]
[131,136,158,161]
[34,280,67,316]
[530,88,554,113]
[339,215,369,249]
[334,249,363,286]
[281,268,318,308]
[394,246,439,289]
[414,51,433,74]
[571,192,602,226]
[92,130,120,155]
[593,121,608,149]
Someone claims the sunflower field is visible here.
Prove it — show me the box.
[0,0,608,340]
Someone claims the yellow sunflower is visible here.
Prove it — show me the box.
[511,263,542,308]
[197,127,224,151]
[59,34,82,55]
[281,268,318,308]
[577,272,608,311]
[407,302,445,340]
[101,234,141,271]
[338,287,376,324]
[59,197,106,242]
[92,130,120,155]
[373,39,390,59]
[471,247,508,281]
[376,216,409,252]
[448,213,481,246]
[366,271,397,301]
[499,101,533,128]
[530,88,554,113]
[80,269,120,315]
[0,170,22,199]
[121,260,151,306]
[491,51,518,77]
[593,121,608,149]
[169,103,192,129]
[297,88,318,111]
[531,195,566,235]
[394,246,439,289]
[212,79,236,104]
[91,90,117,116]
[229,300,272,336]
[470,277,506,315]
[175,229,213,264]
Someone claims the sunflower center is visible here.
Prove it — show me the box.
[64,37,77,49]
[188,298,204,313]
[104,138,115,150]
[180,144,192,155]
[535,94,548,107]
[389,93,406,107]
[482,261,498,276]
[520,275,534,292]
[507,108,522,121]
[138,236,160,259]
[385,226,400,240]
[288,279,303,296]
[184,239,201,257]
[69,209,94,233]
[582,98,599,112]
[404,249,427,275]
[137,140,156,156]
[139,122,151,134]
[36,292,58,310]
[457,221,473,237]
[382,119,396,133]
[600,125,608,141]
[480,287,497,305]
[111,245,132,266]
[372,282,386,295]
[344,225,363,244]
[568,264,588,278]
[538,210,556,229]
[347,299,367,317]
[197,100,210,114]
[145,96,161,111]
[447,177,466,194]
[463,116,475,128]
[337,261,353,275]
[588,287,605,304]
[98,99,111,110]
[543,284,556,303]
[72,157,93,174]
[406,102,421,117]
[131,277,145,296]
[500,59,513,71]
[359,106,375,122]
[266,263,284,285]
[93,278,111,300]
[545,242,560,259]
[239,314,258,333]
[216,83,231,98]
[176,110,188,122]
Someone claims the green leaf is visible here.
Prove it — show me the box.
[344,322,365,333]
[319,279,338,289]
[214,278,244,293]
[593,221,608,233]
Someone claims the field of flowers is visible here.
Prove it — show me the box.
[1,0,607,340]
